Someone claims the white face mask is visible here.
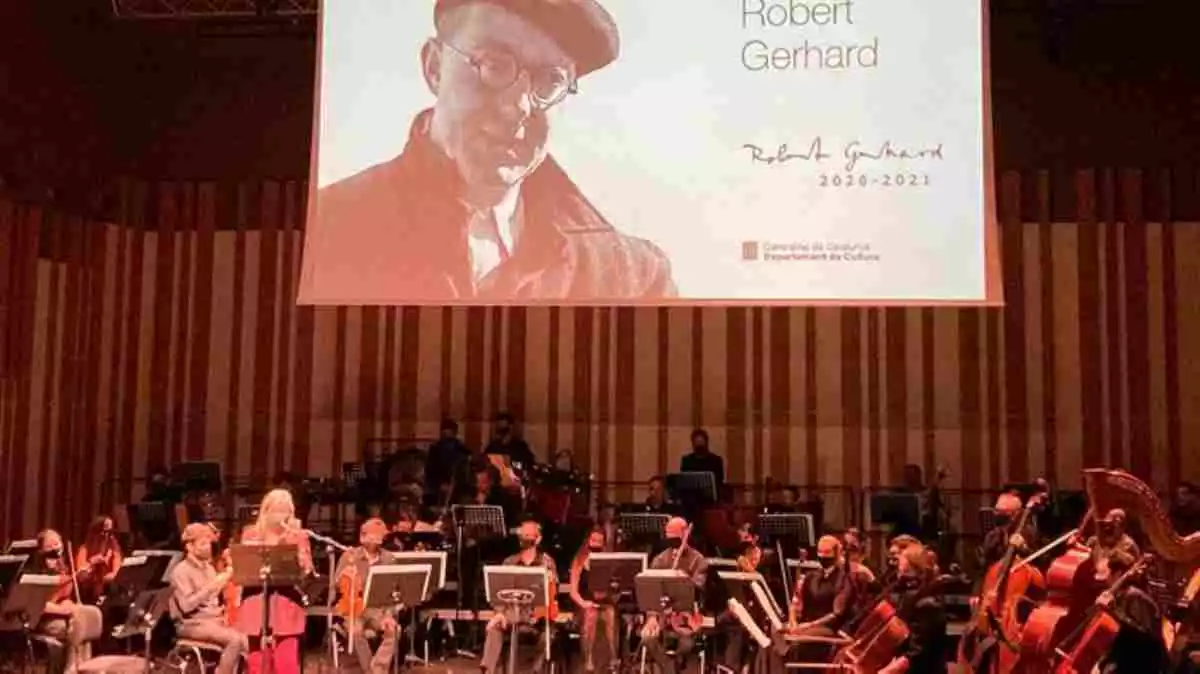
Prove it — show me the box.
[265,512,289,528]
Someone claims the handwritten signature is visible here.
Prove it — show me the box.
[743,138,944,171]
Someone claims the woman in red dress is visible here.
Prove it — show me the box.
[232,488,313,674]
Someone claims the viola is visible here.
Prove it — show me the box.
[1053,554,1152,674]
[958,492,1048,674]
[1012,545,1098,673]
[532,576,561,622]
[335,566,366,621]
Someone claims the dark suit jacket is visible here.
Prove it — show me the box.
[307,109,677,302]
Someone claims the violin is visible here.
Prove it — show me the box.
[958,491,1048,674]
[1052,554,1152,674]
[335,564,366,622]
[532,573,561,622]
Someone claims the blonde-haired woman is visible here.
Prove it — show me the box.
[233,488,314,674]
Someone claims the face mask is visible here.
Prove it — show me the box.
[265,513,288,528]
[817,556,837,569]
[994,514,1012,528]
[45,549,62,559]
[666,537,684,549]
[519,538,537,550]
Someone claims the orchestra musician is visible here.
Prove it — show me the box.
[74,515,123,604]
[334,518,400,674]
[569,528,617,672]
[484,411,536,470]
[979,492,1038,572]
[879,535,921,587]
[169,523,249,674]
[481,520,558,674]
[721,539,767,673]
[641,517,709,674]
[29,529,103,674]
[872,543,949,674]
[1085,509,1141,564]
[1089,549,1165,674]
[645,475,670,513]
[786,535,856,663]
[235,488,314,674]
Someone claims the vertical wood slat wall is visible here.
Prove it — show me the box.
[1,169,1198,541]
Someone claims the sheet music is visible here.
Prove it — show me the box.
[728,597,771,649]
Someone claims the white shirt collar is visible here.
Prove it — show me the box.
[466,189,523,283]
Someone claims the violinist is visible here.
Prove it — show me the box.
[979,492,1038,572]
[30,529,103,674]
[1090,549,1165,674]
[169,523,248,674]
[481,520,558,674]
[334,518,399,674]
[642,517,709,674]
[74,515,123,604]
[570,528,617,672]
[1085,509,1140,565]
[235,488,314,674]
[874,544,949,674]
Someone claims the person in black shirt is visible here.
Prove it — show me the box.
[679,428,724,490]
[785,535,856,664]
[979,492,1038,575]
[1093,549,1164,674]
[484,411,536,469]
[876,543,949,674]
[425,418,469,503]
[645,475,670,512]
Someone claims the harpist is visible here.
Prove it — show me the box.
[741,37,879,71]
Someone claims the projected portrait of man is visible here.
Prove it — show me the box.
[310,0,677,302]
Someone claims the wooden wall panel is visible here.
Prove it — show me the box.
[2,168,1199,540]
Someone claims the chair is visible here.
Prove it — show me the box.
[165,638,227,673]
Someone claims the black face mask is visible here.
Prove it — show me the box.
[817,556,837,569]
[44,549,62,560]
[666,537,684,549]
[519,538,537,550]
[994,514,1013,528]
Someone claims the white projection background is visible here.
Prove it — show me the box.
[301,0,999,305]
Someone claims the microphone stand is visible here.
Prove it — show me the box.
[295,529,351,660]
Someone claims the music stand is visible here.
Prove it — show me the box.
[229,543,305,674]
[718,571,772,649]
[618,513,670,552]
[0,555,29,599]
[666,472,717,506]
[0,574,59,632]
[586,552,647,607]
[870,492,921,536]
[484,565,552,674]
[364,564,433,674]
[4,540,37,555]
[452,505,507,620]
[108,557,170,642]
[129,549,183,583]
[634,569,697,617]
[388,552,447,599]
[758,513,815,550]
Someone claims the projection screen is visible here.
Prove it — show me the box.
[300,0,999,306]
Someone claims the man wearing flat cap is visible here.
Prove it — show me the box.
[309,0,677,302]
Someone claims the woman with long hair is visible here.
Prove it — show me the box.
[569,528,618,672]
[75,515,123,604]
[232,488,314,674]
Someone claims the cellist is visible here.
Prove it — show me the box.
[333,518,399,674]
[979,492,1039,571]
[873,544,950,674]
[1086,549,1165,674]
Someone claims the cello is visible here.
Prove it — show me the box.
[832,580,911,674]
[958,491,1048,674]
[1011,542,1098,673]
[1052,553,1152,674]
